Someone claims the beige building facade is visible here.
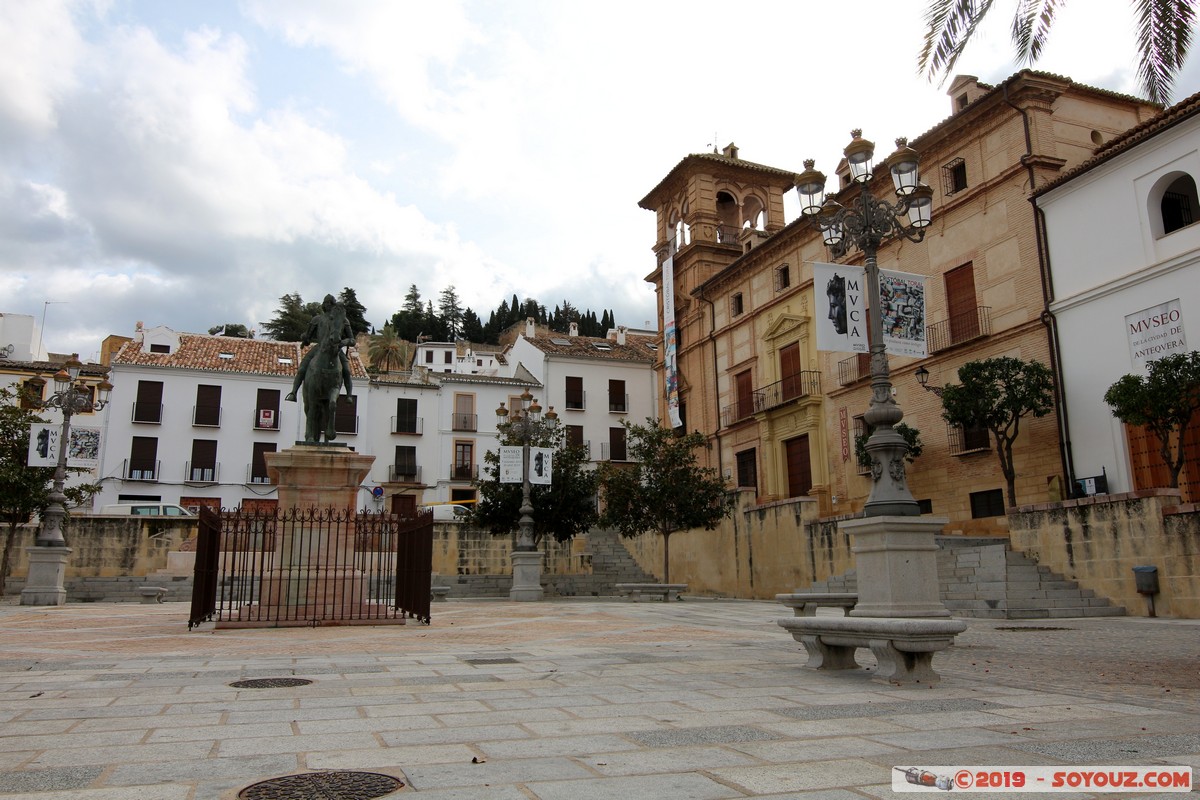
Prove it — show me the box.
[641,71,1159,535]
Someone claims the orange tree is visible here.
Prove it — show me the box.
[598,419,733,584]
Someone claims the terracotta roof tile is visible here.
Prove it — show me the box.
[112,334,370,378]
[523,333,657,362]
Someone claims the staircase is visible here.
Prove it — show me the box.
[804,537,1125,619]
[545,527,660,597]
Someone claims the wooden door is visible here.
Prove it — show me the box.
[785,435,813,498]
[780,342,802,400]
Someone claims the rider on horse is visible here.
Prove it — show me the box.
[285,294,354,402]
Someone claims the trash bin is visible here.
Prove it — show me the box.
[1132,565,1159,595]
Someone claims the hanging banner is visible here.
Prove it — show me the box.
[498,446,523,483]
[663,251,682,427]
[813,262,868,353]
[1126,299,1187,373]
[878,268,928,358]
[27,424,102,468]
[529,447,553,485]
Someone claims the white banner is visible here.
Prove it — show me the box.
[498,446,523,483]
[27,424,102,469]
[813,262,868,353]
[1126,299,1187,372]
[879,268,928,358]
[663,251,682,427]
[529,447,553,485]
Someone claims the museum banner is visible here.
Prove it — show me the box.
[878,268,928,359]
[663,250,682,428]
[27,423,102,469]
[813,262,868,353]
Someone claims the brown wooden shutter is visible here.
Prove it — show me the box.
[780,343,802,400]
[945,263,979,343]
[736,370,754,419]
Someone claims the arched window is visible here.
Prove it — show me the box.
[1149,171,1200,237]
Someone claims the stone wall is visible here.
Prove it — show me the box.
[1008,489,1200,617]
[619,490,856,599]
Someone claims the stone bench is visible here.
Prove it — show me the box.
[775,592,859,616]
[139,586,168,604]
[431,586,450,602]
[615,583,687,602]
[777,615,967,685]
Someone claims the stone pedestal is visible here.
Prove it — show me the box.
[223,445,404,627]
[20,547,71,606]
[509,550,544,601]
[842,515,951,618]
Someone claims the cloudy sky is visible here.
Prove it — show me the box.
[2,0,1196,360]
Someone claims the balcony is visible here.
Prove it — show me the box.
[254,409,280,430]
[720,401,756,428]
[391,416,424,435]
[451,413,477,432]
[837,353,872,386]
[450,464,478,481]
[565,391,586,411]
[192,406,221,427]
[949,423,991,456]
[752,370,821,414]
[123,460,160,481]
[334,415,359,435]
[185,462,220,483]
[600,443,629,462]
[927,306,992,354]
[246,465,273,485]
[131,402,162,424]
[608,394,628,413]
[389,465,422,483]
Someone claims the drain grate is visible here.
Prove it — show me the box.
[239,770,403,799]
[462,657,519,665]
[995,626,1074,632]
[229,677,314,689]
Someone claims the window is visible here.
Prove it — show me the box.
[1161,174,1199,234]
[394,398,420,434]
[735,370,754,421]
[608,379,627,413]
[955,93,969,112]
[19,379,42,410]
[250,442,276,484]
[127,436,158,480]
[730,293,744,317]
[450,488,476,504]
[132,380,164,424]
[188,439,217,482]
[949,422,990,455]
[969,488,1005,518]
[444,351,452,364]
[566,424,585,448]
[255,388,281,430]
[565,376,585,410]
[943,158,967,195]
[774,264,791,292]
[334,394,358,434]
[780,342,803,401]
[917,498,934,514]
[945,263,980,344]
[452,441,475,480]
[735,449,757,489]
[193,385,221,427]
[149,343,170,354]
[425,350,433,364]
[452,393,476,431]
[607,427,627,461]
[392,445,418,482]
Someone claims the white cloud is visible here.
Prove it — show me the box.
[0,1,86,138]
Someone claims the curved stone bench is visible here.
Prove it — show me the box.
[777,615,967,685]
[775,592,858,616]
[615,583,687,602]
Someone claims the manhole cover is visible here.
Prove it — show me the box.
[229,677,313,689]
[239,771,403,799]
[995,626,1074,632]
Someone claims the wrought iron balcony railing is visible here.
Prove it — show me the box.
[927,306,991,353]
[753,370,821,413]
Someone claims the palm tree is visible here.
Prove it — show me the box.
[367,324,410,373]
[918,0,1195,105]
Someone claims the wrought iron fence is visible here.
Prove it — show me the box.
[188,506,433,628]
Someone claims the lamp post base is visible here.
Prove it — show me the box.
[841,516,951,618]
[20,547,71,606]
[509,550,544,601]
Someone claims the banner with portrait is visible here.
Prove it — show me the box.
[27,423,102,468]
[813,262,868,353]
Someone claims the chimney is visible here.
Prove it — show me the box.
[616,326,627,346]
[569,322,579,337]
[721,142,739,159]
[525,317,535,338]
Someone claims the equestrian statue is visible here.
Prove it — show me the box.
[285,294,355,443]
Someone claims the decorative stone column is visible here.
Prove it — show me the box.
[20,547,71,606]
[842,515,951,618]
[509,550,544,601]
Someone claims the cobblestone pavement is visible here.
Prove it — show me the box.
[0,600,1197,799]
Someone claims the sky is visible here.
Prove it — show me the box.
[2,0,1198,361]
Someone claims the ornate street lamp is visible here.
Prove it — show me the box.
[25,355,112,546]
[798,131,934,517]
[495,389,558,551]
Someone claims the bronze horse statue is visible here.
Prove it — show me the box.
[302,303,348,443]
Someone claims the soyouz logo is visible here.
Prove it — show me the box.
[892,766,1192,792]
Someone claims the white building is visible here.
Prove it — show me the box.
[507,320,658,463]
[1037,91,1200,496]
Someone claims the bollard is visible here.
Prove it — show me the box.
[1132,565,1159,617]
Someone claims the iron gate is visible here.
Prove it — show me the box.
[188,506,433,628]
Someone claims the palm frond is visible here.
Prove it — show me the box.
[919,0,1002,83]
[1011,0,1065,63]
[1134,0,1196,104]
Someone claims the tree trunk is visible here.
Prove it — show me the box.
[661,530,671,584]
[0,522,16,597]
